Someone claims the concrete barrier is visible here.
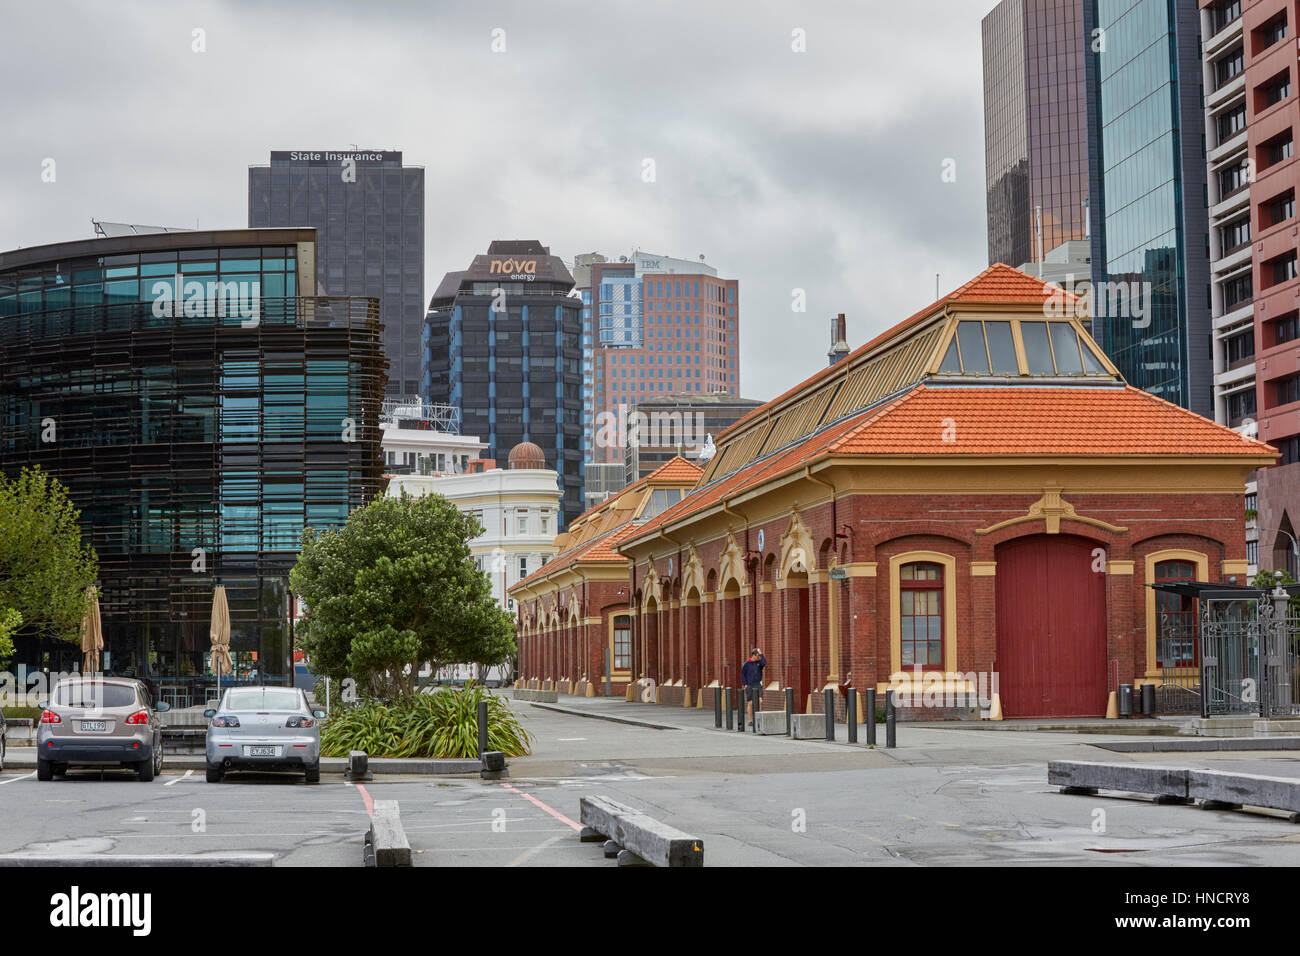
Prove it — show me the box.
[789,713,825,740]
[512,688,559,703]
[365,800,412,868]
[579,795,703,867]
[1187,769,1300,816]
[754,711,788,735]
[1047,760,1189,802]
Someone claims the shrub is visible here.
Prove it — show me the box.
[320,685,532,758]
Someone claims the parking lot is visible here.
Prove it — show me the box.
[3,700,1300,867]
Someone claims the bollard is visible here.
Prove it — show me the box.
[785,687,794,736]
[824,688,835,741]
[885,689,897,749]
[477,699,489,764]
[714,686,723,728]
[847,688,858,743]
[737,683,746,732]
[604,649,612,698]
[1118,683,1133,717]
[725,688,734,730]
[865,689,877,746]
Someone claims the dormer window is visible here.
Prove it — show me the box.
[939,319,1108,378]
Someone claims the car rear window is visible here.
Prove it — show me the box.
[224,688,301,711]
[54,682,137,708]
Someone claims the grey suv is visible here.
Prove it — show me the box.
[36,677,170,781]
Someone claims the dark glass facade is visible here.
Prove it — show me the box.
[249,151,424,398]
[423,241,585,526]
[0,229,386,693]
[1084,0,1212,416]
[983,0,1091,267]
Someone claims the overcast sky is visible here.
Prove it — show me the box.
[0,0,992,399]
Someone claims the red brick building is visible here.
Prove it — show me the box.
[516,265,1275,718]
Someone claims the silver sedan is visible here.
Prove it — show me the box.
[204,687,325,783]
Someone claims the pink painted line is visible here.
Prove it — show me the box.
[356,782,374,819]
[500,782,582,832]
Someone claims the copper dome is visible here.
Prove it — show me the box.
[507,441,546,469]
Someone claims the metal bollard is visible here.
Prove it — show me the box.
[785,687,794,736]
[477,699,489,763]
[725,688,734,730]
[1140,682,1155,716]
[847,688,858,743]
[865,688,877,746]
[714,686,723,728]
[824,688,835,741]
[737,684,746,732]
[885,689,897,749]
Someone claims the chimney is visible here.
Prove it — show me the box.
[827,313,850,366]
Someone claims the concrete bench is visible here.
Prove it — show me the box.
[1187,769,1300,818]
[364,800,412,867]
[579,795,703,867]
[790,713,828,740]
[1047,760,1189,803]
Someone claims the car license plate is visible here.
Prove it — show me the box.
[80,721,107,732]
[247,746,278,757]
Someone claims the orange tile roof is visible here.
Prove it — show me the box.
[510,457,702,592]
[618,383,1275,549]
[716,263,1077,443]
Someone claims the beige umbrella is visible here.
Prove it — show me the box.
[209,585,233,694]
[79,585,103,674]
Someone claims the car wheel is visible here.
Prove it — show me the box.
[36,759,53,781]
[0,736,5,772]
[153,743,163,776]
[304,763,320,784]
[137,755,155,782]
[53,762,68,776]
[205,765,224,783]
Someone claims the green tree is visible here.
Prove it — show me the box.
[0,608,22,663]
[0,467,98,646]
[290,491,517,699]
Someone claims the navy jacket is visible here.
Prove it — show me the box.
[741,654,766,687]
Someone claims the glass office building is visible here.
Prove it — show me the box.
[983,0,1091,268]
[1084,0,1212,416]
[249,150,424,398]
[423,240,585,526]
[0,228,386,695]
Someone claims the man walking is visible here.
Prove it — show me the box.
[741,648,766,728]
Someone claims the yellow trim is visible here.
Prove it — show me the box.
[844,562,877,578]
[975,484,1128,535]
[889,551,958,677]
[970,561,996,577]
[608,611,632,677]
[1107,560,1135,575]
[1221,559,1249,578]
[1144,549,1209,677]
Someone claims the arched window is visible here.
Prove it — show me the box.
[613,615,631,671]
[1155,560,1198,668]
[900,563,944,667]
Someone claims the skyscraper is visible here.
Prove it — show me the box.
[248,149,424,397]
[589,251,739,479]
[982,0,1091,268]
[1084,0,1211,417]
[423,240,585,526]
[1199,0,1299,574]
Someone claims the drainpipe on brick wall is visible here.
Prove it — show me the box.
[721,498,759,664]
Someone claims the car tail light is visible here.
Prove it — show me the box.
[40,710,61,724]
[285,715,314,728]
[211,715,240,728]
[125,710,149,725]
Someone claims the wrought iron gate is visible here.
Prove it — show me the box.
[1199,597,1259,717]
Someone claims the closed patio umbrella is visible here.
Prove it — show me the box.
[209,585,232,696]
[79,585,103,674]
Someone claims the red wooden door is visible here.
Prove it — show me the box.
[995,534,1107,717]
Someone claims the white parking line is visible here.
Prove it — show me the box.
[557,738,587,741]
[507,834,565,867]
[0,772,35,785]
[163,769,194,787]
